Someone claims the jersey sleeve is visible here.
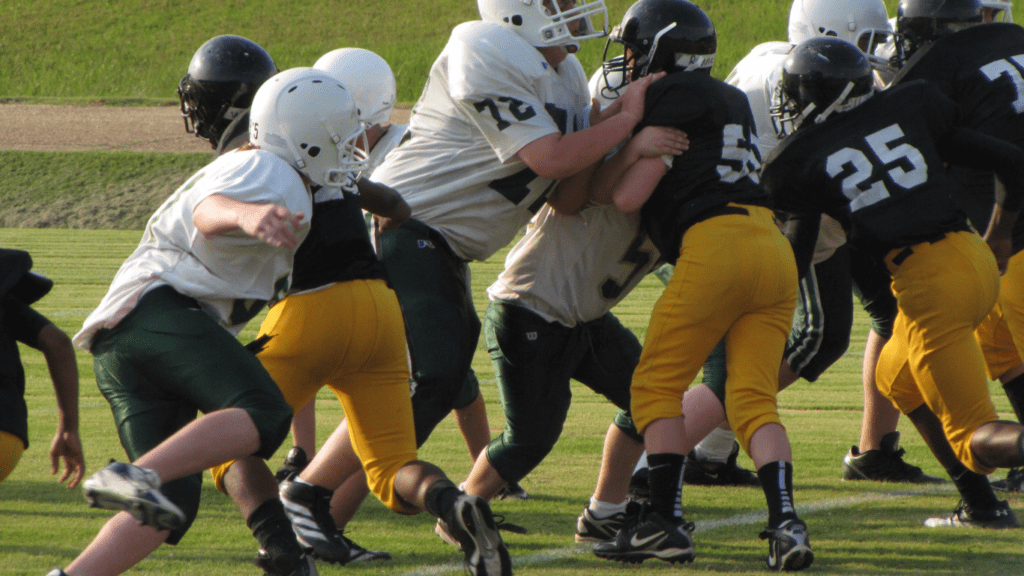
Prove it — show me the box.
[447,24,566,162]
[2,297,51,349]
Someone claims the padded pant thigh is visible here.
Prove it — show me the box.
[381,223,480,446]
[484,301,578,482]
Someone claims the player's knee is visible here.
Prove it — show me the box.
[613,410,643,444]
[234,391,293,460]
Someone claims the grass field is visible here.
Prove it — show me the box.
[2,227,1022,576]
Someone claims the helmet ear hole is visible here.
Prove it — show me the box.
[307,146,321,158]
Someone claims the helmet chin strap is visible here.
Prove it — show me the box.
[813,81,856,124]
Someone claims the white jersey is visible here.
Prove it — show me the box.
[487,204,660,327]
[726,41,847,263]
[373,21,591,261]
[724,41,791,157]
[74,150,312,351]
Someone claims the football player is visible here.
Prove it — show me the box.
[731,0,940,486]
[50,69,363,576]
[177,35,277,156]
[764,37,1024,533]
[589,0,812,570]
[889,0,1024,501]
[0,249,84,489]
[289,4,660,555]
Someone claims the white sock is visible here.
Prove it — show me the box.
[633,452,648,473]
[588,497,628,518]
[694,427,736,463]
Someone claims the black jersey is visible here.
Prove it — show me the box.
[892,23,1024,251]
[636,72,772,263]
[763,81,974,265]
[215,111,251,158]
[290,190,387,293]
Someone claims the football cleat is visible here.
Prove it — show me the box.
[991,467,1024,493]
[593,507,695,565]
[275,446,309,484]
[83,461,186,532]
[684,441,761,487]
[254,549,319,576]
[437,493,512,576]
[842,432,944,484]
[760,518,813,571]
[575,501,641,543]
[924,500,1019,529]
[279,479,356,565]
[495,481,530,500]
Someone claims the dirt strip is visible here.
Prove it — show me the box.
[0,103,412,153]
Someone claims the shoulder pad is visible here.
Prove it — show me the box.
[449,21,551,85]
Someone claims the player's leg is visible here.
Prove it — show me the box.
[380,220,482,446]
[465,300,583,500]
[845,245,940,483]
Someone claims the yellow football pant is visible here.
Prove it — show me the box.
[875,231,1001,474]
[210,279,419,513]
[0,430,25,482]
[975,249,1024,380]
[631,205,798,453]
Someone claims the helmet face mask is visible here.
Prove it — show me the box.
[770,37,875,137]
[601,0,716,93]
[249,68,369,191]
[177,35,277,145]
[895,0,984,65]
[477,0,609,51]
[314,48,397,128]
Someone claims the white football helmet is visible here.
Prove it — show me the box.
[249,68,368,190]
[313,48,397,127]
[981,0,1013,21]
[788,0,893,69]
[478,0,609,51]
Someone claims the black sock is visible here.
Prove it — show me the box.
[423,478,461,521]
[947,461,1000,509]
[1002,373,1024,423]
[247,498,301,557]
[757,461,797,527]
[647,452,685,521]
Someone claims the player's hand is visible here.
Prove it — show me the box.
[50,429,85,489]
[630,126,689,158]
[589,97,624,127]
[244,205,305,248]
[617,71,666,123]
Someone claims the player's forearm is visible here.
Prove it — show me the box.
[38,324,80,432]
[357,178,411,224]
[518,111,638,181]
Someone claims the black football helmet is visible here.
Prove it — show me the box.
[177,35,277,146]
[601,0,716,93]
[770,37,875,137]
[895,0,983,64]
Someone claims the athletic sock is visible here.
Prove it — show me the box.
[423,478,461,521]
[588,497,627,518]
[693,427,736,463]
[757,461,797,527]
[247,498,302,558]
[647,452,685,521]
[947,461,1000,509]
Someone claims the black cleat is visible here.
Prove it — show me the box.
[842,432,944,484]
[684,442,760,487]
[924,499,1019,529]
[593,506,695,565]
[760,518,813,571]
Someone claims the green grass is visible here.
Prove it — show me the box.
[3,0,973,106]
[2,228,1022,576]
[0,151,210,229]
